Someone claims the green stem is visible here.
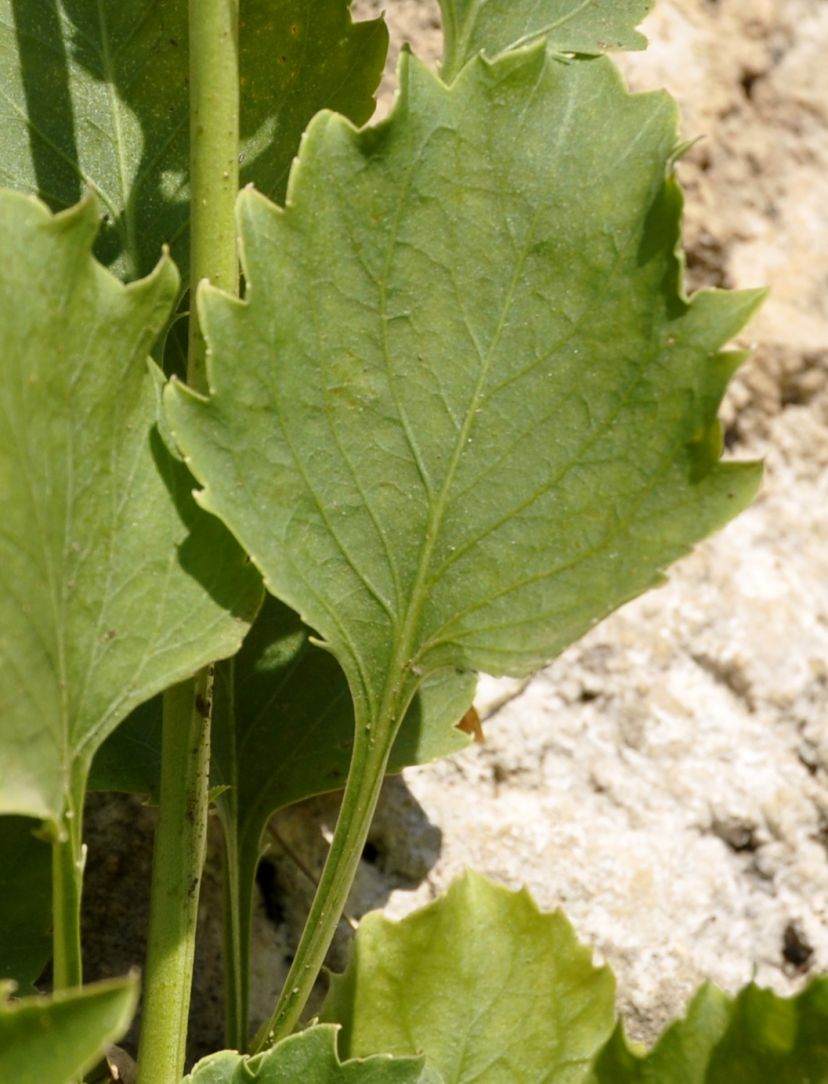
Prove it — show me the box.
[251,697,408,1052]
[187,0,240,390]
[51,782,85,991]
[136,675,214,1084]
[136,4,239,1080]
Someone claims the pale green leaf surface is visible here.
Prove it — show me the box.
[439,0,655,80]
[0,0,386,280]
[0,817,52,993]
[184,1025,435,1083]
[321,871,615,1083]
[589,980,828,1082]
[166,48,762,739]
[0,191,262,826]
[0,974,136,1084]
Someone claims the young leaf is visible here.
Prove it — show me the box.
[0,817,52,994]
[184,1025,436,1083]
[0,974,137,1084]
[589,980,828,1082]
[167,46,761,759]
[0,191,262,829]
[321,871,615,1082]
[439,0,655,81]
[0,0,387,280]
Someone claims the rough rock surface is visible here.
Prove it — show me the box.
[82,0,828,1060]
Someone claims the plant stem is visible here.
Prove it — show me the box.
[136,675,214,1084]
[251,698,408,1052]
[51,776,86,991]
[187,0,240,390]
[136,4,239,1081]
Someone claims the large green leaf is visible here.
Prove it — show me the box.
[589,981,828,1082]
[184,1025,435,1083]
[438,0,654,81]
[0,817,52,993]
[166,45,762,750]
[0,191,262,828]
[0,974,137,1084]
[321,872,615,1083]
[0,0,387,280]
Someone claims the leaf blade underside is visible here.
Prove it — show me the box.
[0,191,261,826]
[166,47,762,735]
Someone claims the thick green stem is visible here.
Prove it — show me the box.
[136,4,239,1080]
[187,0,240,390]
[136,675,214,1084]
[251,703,406,1052]
[51,783,85,991]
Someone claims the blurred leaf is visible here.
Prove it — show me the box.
[0,974,137,1084]
[0,817,51,993]
[589,980,828,1082]
[0,191,261,828]
[184,1025,435,1083]
[439,0,655,80]
[322,871,615,1083]
[0,0,387,280]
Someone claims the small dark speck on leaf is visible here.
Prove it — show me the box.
[195,694,211,718]
[104,629,117,641]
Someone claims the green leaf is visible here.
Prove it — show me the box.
[87,699,163,802]
[588,985,733,1082]
[439,0,655,81]
[184,1025,434,1083]
[589,980,828,1082]
[0,191,262,828]
[0,0,387,281]
[0,974,137,1084]
[321,871,615,1083]
[0,817,52,994]
[166,46,762,753]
